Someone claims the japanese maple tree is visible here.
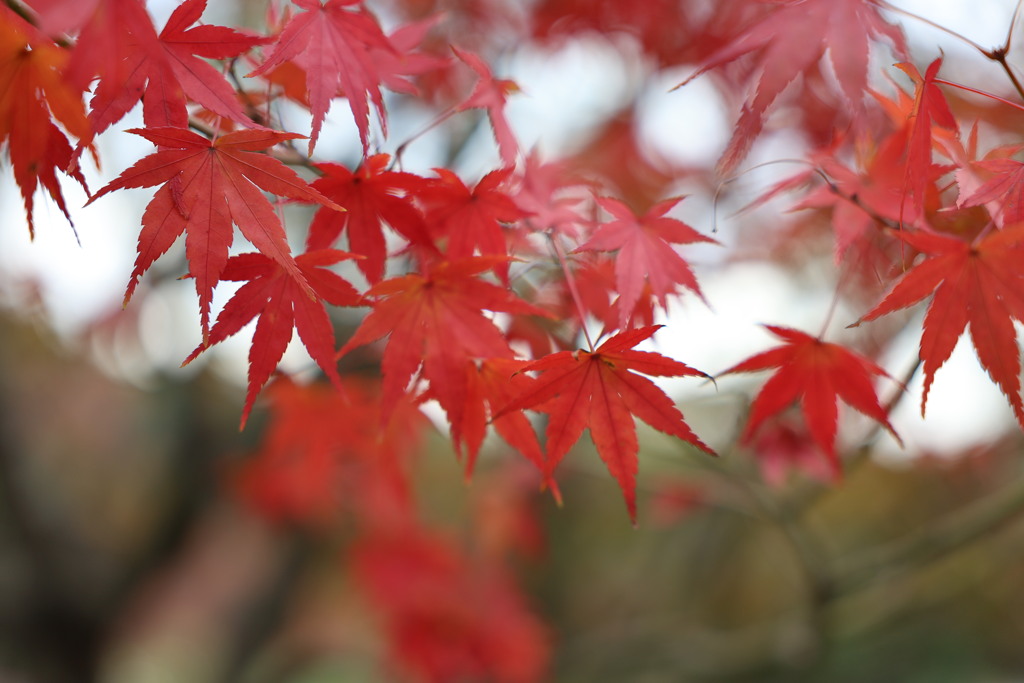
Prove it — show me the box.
[7,0,1024,680]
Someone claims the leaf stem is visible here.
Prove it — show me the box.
[390,108,456,171]
[547,233,595,351]
[933,78,1024,113]
[834,465,1024,593]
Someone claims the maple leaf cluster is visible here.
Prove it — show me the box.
[3,0,734,525]
[8,0,1024,523]
[10,0,1024,677]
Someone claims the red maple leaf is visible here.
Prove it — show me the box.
[352,528,551,683]
[445,357,548,484]
[452,46,520,166]
[514,152,590,237]
[575,196,716,330]
[750,418,837,487]
[235,376,424,527]
[859,225,1024,427]
[184,249,362,428]
[375,15,450,96]
[497,325,712,523]
[338,257,551,423]
[676,0,906,173]
[567,254,659,335]
[420,167,525,283]
[88,127,343,336]
[27,0,163,124]
[960,158,1024,226]
[85,0,265,134]
[721,326,900,473]
[894,58,958,221]
[307,154,435,283]
[248,0,394,154]
[0,10,92,236]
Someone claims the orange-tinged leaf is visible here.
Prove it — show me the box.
[894,58,958,221]
[0,11,91,236]
[860,224,1024,427]
[88,127,343,337]
[722,326,900,473]
[497,325,712,523]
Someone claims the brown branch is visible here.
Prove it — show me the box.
[834,471,1024,593]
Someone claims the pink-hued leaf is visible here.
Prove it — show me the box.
[676,0,906,173]
[453,46,520,166]
[248,0,394,154]
[961,158,1024,226]
[575,196,716,330]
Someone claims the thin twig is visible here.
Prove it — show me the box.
[547,233,595,351]
[877,1,987,53]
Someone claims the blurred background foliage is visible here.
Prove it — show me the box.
[4,302,1024,682]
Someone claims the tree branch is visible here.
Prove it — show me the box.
[834,471,1024,593]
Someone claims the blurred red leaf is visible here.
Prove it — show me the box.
[722,325,900,473]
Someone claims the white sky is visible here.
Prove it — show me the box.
[1,0,1021,458]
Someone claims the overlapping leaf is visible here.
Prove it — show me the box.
[722,326,899,473]
[27,0,161,104]
[445,357,548,483]
[338,257,552,424]
[0,10,91,236]
[894,58,958,221]
[89,127,343,336]
[307,154,434,283]
[184,249,361,428]
[86,0,265,134]
[676,0,907,172]
[961,158,1024,226]
[497,325,712,523]
[420,167,525,283]
[235,376,425,526]
[452,46,520,166]
[859,224,1024,427]
[575,196,716,329]
[248,0,394,154]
